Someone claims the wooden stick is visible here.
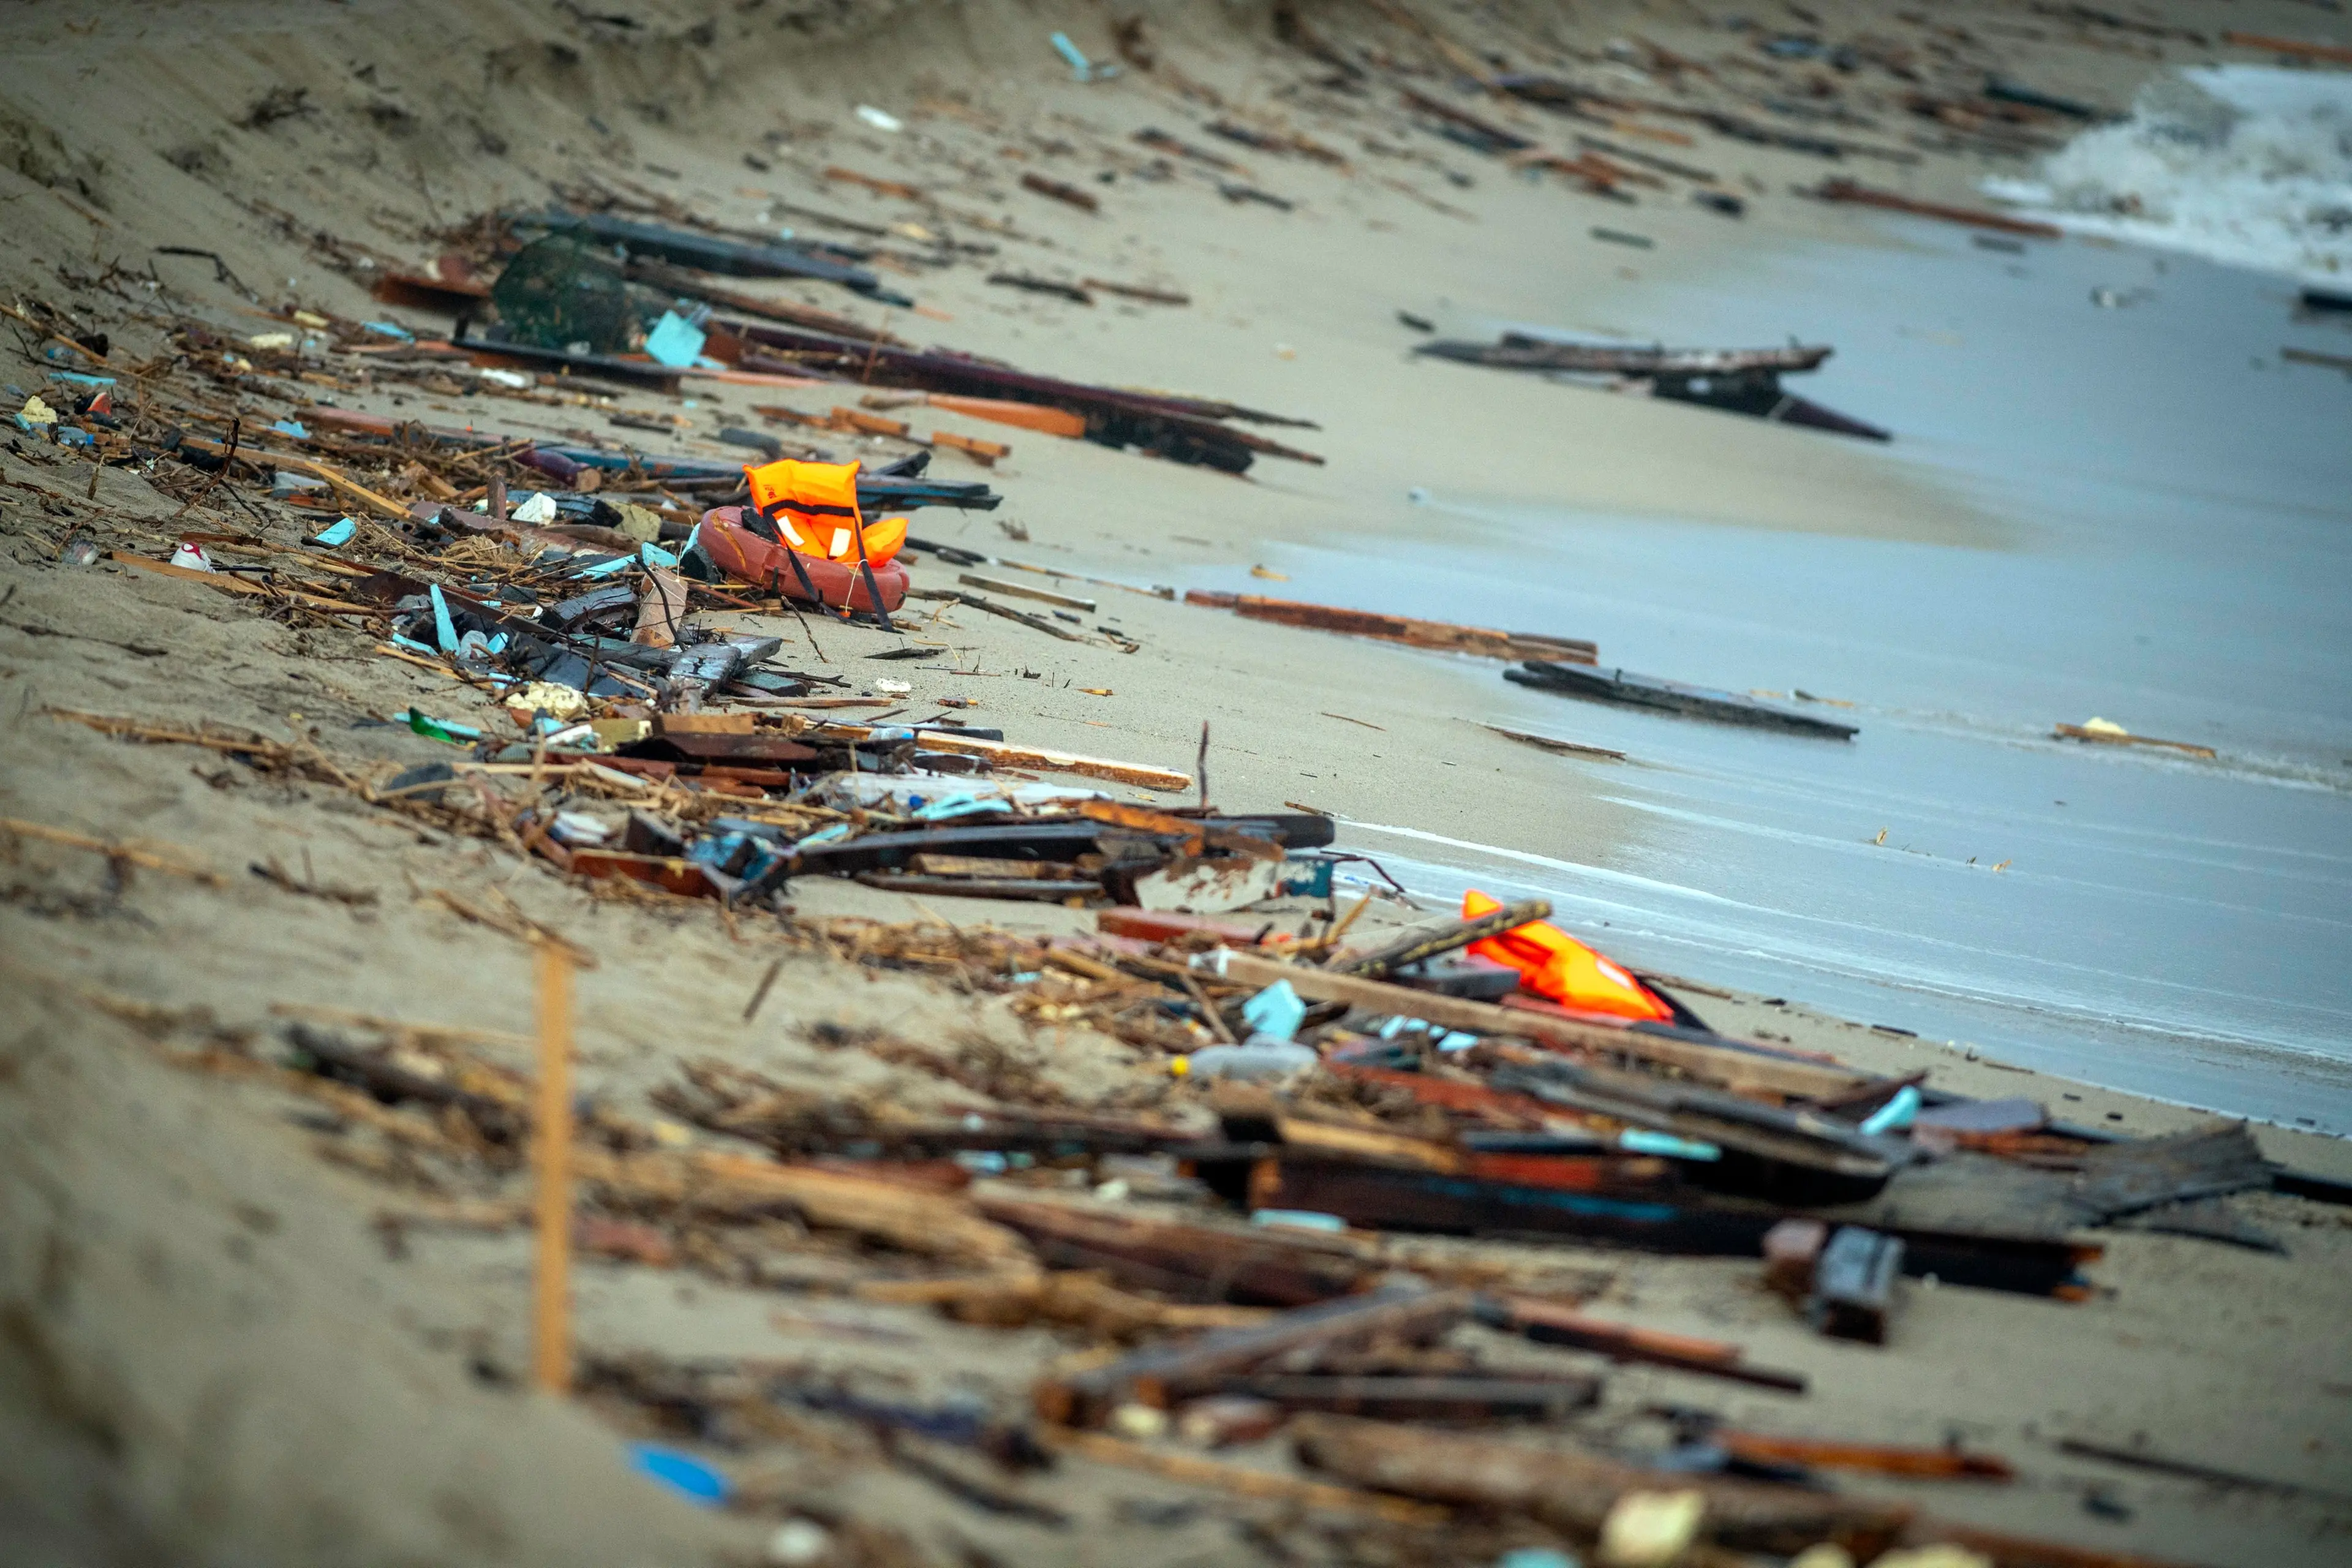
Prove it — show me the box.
[0,816,225,886]
[532,944,575,1395]
[1039,1426,1449,1524]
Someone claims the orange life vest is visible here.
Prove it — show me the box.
[742,458,907,567]
[1461,888,1673,1022]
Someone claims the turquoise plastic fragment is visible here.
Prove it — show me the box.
[643,311,707,368]
[309,517,357,548]
[271,418,308,440]
[1619,1128,1722,1161]
[361,320,415,341]
[1240,979,1306,1042]
[639,542,679,569]
[1860,1084,1921,1136]
[913,794,1013,821]
[574,554,635,579]
[1251,1210,1346,1232]
[428,583,458,652]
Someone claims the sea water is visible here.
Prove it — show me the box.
[1222,198,2352,1134]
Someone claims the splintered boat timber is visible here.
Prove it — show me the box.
[1507,662,1859,739]
[1186,592,1597,665]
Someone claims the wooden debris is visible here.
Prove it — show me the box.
[1035,1283,1472,1425]
[2053,722,2216,760]
[1039,1426,1449,1523]
[1815,179,2062,239]
[1480,1295,1808,1393]
[0,816,225,886]
[1022,172,1101,213]
[1812,1226,1903,1343]
[1291,1415,1912,1554]
[1185,590,1597,665]
[1202,948,1871,1102]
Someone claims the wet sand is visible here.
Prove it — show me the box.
[2,1,2350,1563]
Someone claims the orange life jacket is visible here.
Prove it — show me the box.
[1461,888,1673,1022]
[742,458,907,567]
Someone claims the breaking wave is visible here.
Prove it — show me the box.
[1983,65,2352,284]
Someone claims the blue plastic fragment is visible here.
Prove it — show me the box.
[309,517,358,548]
[55,427,91,446]
[428,583,459,652]
[361,320,415,341]
[1860,1084,1922,1136]
[390,632,438,657]
[271,418,309,440]
[793,823,854,849]
[1240,979,1306,1043]
[574,554,635,579]
[1619,1128,1722,1161]
[50,371,115,387]
[627,1442,728,1506]
[1434,1030,1480,1053]
[644,311,707,369]
[639,542,679,569]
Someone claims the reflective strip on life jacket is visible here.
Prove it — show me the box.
[744,458,867,560]
[1461,888,1673,1022]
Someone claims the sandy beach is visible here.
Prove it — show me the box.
[2,1,2348,1564]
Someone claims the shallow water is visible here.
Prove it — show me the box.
[1226,217,2352,1133]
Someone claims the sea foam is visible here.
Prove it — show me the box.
[1983,66,2352,284]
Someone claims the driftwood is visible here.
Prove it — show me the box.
[1419,336,1832,377]
[1036,1283,1471,1425]
[1291,1415,1912,1555]
[976,1196,1382,1306]
[1184,590,1596,665]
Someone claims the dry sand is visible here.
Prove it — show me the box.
[2,1,2348,1564]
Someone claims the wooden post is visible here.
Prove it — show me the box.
[532,944,575,1393]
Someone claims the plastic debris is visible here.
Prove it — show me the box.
[1240,978,1306,1042]
[627,1442,729,1506]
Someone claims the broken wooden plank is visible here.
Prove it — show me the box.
[957,572,1096,612]
[974,1196,1381,1306]
[1034,1283,1471,1425]
[2053,722,2215,760]
[1815,178,2061,238]
[1039,1427,1448,1523]
[1207,1373,1600,1422]
[1331,899,1550,981]
[1479,1294,1808,1392]
[1720,1431,2013,1480]
[1184,590,1597,664]
[808,720,1191,791]
[1291,1415,1912,1555]
[1482,724,1626,761]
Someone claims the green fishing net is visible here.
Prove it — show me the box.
[486,230,670,355]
